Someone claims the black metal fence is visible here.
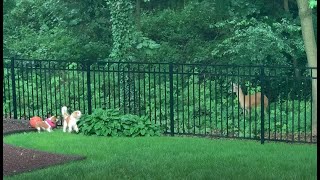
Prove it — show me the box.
[3,57,317,144]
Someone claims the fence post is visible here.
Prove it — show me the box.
[86,61,92,114]
[169,63,175,136]
[10,57,18,119]
[260,66,265,144]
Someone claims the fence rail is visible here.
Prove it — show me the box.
[3,57,317,144]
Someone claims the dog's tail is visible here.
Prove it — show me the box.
[61,106,69,118]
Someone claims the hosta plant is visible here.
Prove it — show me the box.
[77,108,161,137]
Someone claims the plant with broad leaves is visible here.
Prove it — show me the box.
[77,108,162,137]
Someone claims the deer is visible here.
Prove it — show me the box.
[231,83,268,115]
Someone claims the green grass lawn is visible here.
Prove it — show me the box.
[4,130,317,180]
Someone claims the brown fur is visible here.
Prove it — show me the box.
[35,121,50,129]
[61,106,81,133]
[232,83,269,114]
[63,111,81,124]
[35,116,58,132]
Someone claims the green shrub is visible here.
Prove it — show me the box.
[77,108,161,137]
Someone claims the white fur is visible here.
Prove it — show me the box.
[44,121,52,132]
[61,106,81,133]
[36,126,51,133]
[35,117,56,133]
[61,106,68,115]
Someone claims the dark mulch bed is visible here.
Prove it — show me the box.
[3,118,86,177]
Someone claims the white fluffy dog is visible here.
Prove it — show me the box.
[61,106,82,133]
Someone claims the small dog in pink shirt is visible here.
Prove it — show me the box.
[34,116,58,133]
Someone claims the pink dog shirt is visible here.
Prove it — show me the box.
[45,118,56,128]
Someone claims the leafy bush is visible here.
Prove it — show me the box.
[211,17,305,67]
[140,1,217,63]
[77,108,161,137]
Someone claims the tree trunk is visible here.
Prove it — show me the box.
[135,0,141,31]
[292,56,300,80]
[284,0,289,12]
[296,0,317,136]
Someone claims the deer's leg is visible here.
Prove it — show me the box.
[245,109,249,116]
[247,107,251,115]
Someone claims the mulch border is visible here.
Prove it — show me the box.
[3,121,86,177]
[3,129,36,136]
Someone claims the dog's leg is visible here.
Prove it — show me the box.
[36,127,41,133]
[74,124,79,133]
[47,127,51,132]
[63,120,67,132]
[68,125,73,133]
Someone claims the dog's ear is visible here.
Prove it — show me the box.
[71,111,81,118]
[230,83,239,93]
[50,116,57,121]
[76,111,82,118]
[230,82,236,91]
[232,83,238,88]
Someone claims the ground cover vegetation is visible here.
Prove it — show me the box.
[3,132,317,180]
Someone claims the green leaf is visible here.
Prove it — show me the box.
[122,125,130,129]
[123,130,131,136]
[137,43,143,49]
[149,130,154,136]
[130,128,135,134]
[140,129,146,135]
[104,128,111,135]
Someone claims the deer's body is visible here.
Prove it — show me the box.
[232,83,268,114]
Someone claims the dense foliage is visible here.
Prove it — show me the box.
[4,0,317,66]
[77,108,161,137]
[4,0,112,60]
